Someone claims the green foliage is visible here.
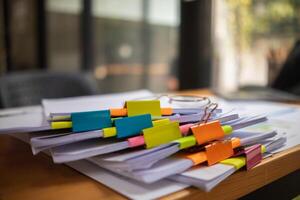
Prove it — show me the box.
[226,0,300,49]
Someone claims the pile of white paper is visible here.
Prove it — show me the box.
[1,90,299,200]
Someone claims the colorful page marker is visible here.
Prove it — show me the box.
[220,156,246,170]
[126,100,161,117]
[110,108,128,117]
[51,121,72,130]
[115,114,153,138]
[127,135,145,147]
[143,121,182,148]
[185,151,207,165]
[71,110,112,132]
[174,136,197,150]
[103,118,170,139]
[103,127,117,138]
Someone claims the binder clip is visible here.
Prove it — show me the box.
[191,103,226,145]
[204,140,234,166]
[234,144,262,170]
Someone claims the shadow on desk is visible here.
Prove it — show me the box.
[241,170,300,200]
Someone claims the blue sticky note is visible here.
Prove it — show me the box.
[115,114,152,138]
[71,110,112,132]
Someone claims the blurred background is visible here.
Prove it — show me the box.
[0,0,300,103]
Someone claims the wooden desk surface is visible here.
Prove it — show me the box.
[1,90,300,200]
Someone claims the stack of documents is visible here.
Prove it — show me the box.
[1,90,299,199]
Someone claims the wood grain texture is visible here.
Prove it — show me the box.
[0,89,299,200]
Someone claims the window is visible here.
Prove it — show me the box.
[213,0,300,91]
[46,0,180,93]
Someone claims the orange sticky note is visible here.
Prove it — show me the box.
[191,121,224,145]
[205,140,233,166]
[185,151,207,165]
[110,108,127,117]
[231,137,241,149]
[161,108,173,116]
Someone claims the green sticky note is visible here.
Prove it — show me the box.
[126,100,161,117]
[143,121,181,149]
[220,156,246,170]
[174,136,196,150]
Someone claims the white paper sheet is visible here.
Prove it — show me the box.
[0,106,49,134]
[11,133,189,200]
[169,164,235,192]
[42,90,154,117]
[222,101,300,153]
[68,160,189,200]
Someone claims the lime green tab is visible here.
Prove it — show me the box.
[261,145,267,153]
[220,156,246,170]
[174,136,196,149]
[51,121,72,130]
[112,117,122,121]
[103,127,117,138]
[126,100,161,117]
[152,118,170,127]
[143,121,181,149]
[51,116,70,121]
[222,125,233,135]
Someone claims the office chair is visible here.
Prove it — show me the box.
[0,71,99,108]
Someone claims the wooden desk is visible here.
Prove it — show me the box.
[1,90,300,200]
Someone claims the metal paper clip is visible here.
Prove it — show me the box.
[199,102,218,123]
[133,94,211,108]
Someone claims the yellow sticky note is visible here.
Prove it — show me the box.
[51,121,72,130]
[220,156,246,170]
[143,121,181,149]
[261,145,267,153]
[103,127,117,138]
[126,100,161,117]
[152,118,170,127]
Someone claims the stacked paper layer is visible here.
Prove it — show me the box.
[1,90,299,199]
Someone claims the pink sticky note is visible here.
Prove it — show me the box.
[179,123,194,136]
[128,135,145,147]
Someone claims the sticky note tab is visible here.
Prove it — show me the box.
[143,121,182,149]
[191,121,225,145]
[261,145,266,153]
[127,135,145,147]
[126,100,161,117]
[186,151,207,165]
[115,114,152,138]
[161,107,173,116]
[231,137,241,149]
[152,118,170,127]
[179,123,193,136]
[110,108,127,117]
[51,121,72,130]
[174,136,196,150]
[71,110,112,132]
[222,125,233,135]
[103,127,117,138]
[221,157,246,170]
[205,140,234,166]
